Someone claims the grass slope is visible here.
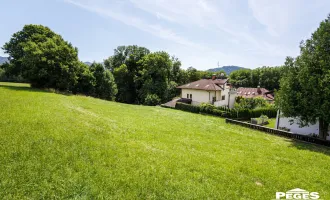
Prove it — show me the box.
[1,82,330,199]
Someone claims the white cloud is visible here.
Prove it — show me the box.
[248,0,298,37]
[129,0,223,28]
[127,0,293,57]
[64,0,209,50]
[63,0,326,69]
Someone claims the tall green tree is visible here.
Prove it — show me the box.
[229,67,283,90]
[229,69,252,87]
[104,45,150,103]
[72,62,95,95]
[277,14,330,139]
[90,63,118,101]
[136,51,173,104]
[186,67,200,82]
[2,25,80,90]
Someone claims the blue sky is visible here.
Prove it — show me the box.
[1,0,330,70]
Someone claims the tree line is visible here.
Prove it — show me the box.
[0,24,226,105]
[229,66,284,91]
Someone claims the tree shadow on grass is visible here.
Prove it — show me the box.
[288,139,330,157]
[0,84,73,96]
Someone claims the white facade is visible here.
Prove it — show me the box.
[181,85,236,108]
[275,111,330,140]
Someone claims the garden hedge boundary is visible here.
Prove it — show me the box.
[173,102,277,119]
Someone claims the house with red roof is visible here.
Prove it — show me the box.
[177,76,237,108]
[236,87,274,102]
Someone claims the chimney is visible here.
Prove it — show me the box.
[212,74,216,80]
[257,86,262,94]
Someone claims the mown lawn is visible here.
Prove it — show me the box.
[1,82,330,199]
[265,118,276,129]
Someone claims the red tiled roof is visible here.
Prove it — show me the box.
[177,79,228,91]
[237,87,274,101]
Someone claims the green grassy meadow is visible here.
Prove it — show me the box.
[1,82,330,199]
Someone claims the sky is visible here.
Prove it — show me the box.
[0,0,330,70]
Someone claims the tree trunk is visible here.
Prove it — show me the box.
[319,118,329,140]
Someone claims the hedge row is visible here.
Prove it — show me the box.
[174,102,277,119]
[175,102,201,113]
[175,103,226,117]
[226,107,277,119]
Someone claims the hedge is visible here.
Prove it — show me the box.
[174,102,277,119]
[175,102,201,113]
[227,107,277,119]
[175,102,227,117]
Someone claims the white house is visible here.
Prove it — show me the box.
[275,111,330,140]
[177,77,237,108]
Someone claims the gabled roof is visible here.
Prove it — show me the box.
[237,87,274,101]
[177,79,228,91]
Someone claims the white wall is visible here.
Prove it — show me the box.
[181,89,213,104]
[228,90,237,109]
[214,100,227,107]
[213,86,236,108]
[275,111,330,140]
[181,86,236,108]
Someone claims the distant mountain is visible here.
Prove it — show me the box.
[84,62,92,66]
[207,66,249,75]
[0,56,9,64]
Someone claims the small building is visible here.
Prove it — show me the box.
[275,111,330,140]
[236,87,274,102]
[177,77,237,108]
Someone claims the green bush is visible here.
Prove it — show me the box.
[216,106,230,112]
[0,67,5,80]
[175,103,226,116]
[234,96,270,109]
[175,102,200,113]
[211,109,224,116]
[200,103,216,114]
[232,107,277,119]
[144,94,161,106]
[174,102,277,119]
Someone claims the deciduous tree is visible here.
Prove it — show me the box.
[2,25,80,90]
[276,14,330,139]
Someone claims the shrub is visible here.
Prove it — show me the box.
[175,103,226,116]
[251,115,269,125]
[0,67,5,80]
[0,63,26,83]
[200,103,216,114]
[227,107,277,119]
[144,94,161,106]
[216,106,230,112]
[175,102,200,113]
[211,109,224,116]
[174,102,277,120]
[234,97,269,110]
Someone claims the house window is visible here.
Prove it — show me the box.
[222,95,225,100]
[190,94,192,99]
[187,94,189,98]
